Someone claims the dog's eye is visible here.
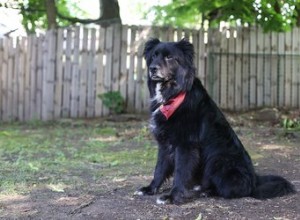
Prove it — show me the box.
[165,55,173,60]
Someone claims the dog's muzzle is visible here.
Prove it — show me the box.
[149,65,166,82]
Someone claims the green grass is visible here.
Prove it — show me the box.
[0,120,156,195]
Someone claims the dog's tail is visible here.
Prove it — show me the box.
[252,175,296,199]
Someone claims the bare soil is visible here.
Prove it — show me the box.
[0,110,299,220]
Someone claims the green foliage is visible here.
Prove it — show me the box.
[98,91,125,114]
[150,0,202,28]
[1,0,88,33]
[282,117,300,131]
[149,0,300,32]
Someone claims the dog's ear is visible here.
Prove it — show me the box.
[175,38,194,64]
[176,39,195,91]
[143,38,160,59]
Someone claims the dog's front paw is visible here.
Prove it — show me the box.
[134,186,157,196]
[156,190,185,205]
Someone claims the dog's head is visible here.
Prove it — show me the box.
[143,38,195,91]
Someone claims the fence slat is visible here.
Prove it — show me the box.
[127,26,137,112]
[70,26,80,118]
[87,28,97,117]
[54,29,63,118]
[112,24,121,92]
[264,32,271,106]
[234,28,244,110]
[256,28,264,108]
[95,27,105,116]
[271,32,278,106]
[249,27,257,108]
[1,39,9,121]
[79,28,89,117]
[119,25,128,111]
[7,38,14,120]
[42,30,56,120]
[296,28,300,108]
[292,28,298,108]
[103,26,114,115]
[62,28,72,117]
[241,28,250,110]
[36,35,44,120]
[219,28,228,109]
[227,28,236,110]
[278,32,285,107]
[285,30,293,107]
[135,28,144,112]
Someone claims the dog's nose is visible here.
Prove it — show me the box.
[149,66,158,74]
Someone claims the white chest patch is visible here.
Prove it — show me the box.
[153,83,163,104]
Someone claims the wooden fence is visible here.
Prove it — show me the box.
[0,25,299,121]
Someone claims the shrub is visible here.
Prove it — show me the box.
[282,117,300,131]
[98,91,125,114]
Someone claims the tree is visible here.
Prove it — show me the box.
[0,0,121,33]
[149,0,300,32]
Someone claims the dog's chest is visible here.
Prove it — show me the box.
[152,83,164,104]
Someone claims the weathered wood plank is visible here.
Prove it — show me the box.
[7,38,14,120]
[277,32,285,107]
[134,27,144,112]
[62,28,73,117]
[263,31,272,106]
[227,28,236,110]
[29,35,38,120]
[198,29,206,85]
[219,28,229,109]
[112,24,121,91]
[241,27,250,110]
[70,26,80,118]
[256,27,264,108]
[95,26,105,116]
[103,26,114,115]
[12,39,18,120]
[87,28,97,117]
[1,39,9,121]
[119,25,128,110]
[270,32,278,106]
[284,30,293,107]
[24,36,31,121]
[79,28,89,117]
[235,27,243,110]
[42,29,56,121]
[127,26,137,112]
[249,27,257,108]
[292,28,299,108]
[36,35,44,120]
[17,38,26,121]
[54,29,64,118]
[296,27,300,108]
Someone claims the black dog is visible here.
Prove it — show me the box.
[135,38,295,204]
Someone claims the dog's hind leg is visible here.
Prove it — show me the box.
[135,144,174,196]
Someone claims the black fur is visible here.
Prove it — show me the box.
[137,38,296,204]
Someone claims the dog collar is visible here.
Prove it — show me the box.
[159,92,186,120]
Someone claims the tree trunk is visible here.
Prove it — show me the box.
[44,0,57,29]
[98,0,121,25]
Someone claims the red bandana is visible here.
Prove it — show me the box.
[159,92,186,120]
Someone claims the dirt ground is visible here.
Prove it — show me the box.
[0,109,299,220]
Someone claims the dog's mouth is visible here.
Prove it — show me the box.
[150,74,172,82]
[150,75,165,82]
